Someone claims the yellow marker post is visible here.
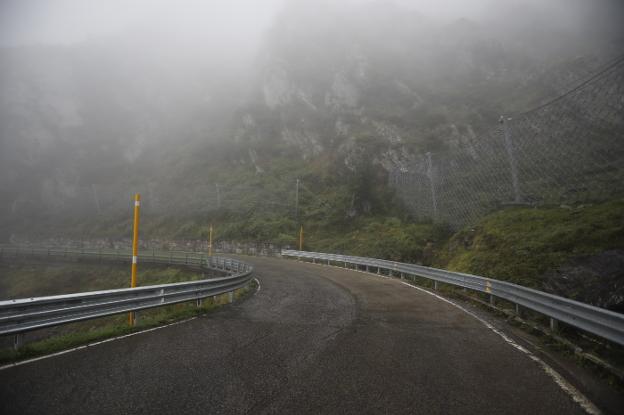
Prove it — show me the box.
[129,193,141,326]
[299,225,304,251]
[208,224,213,256]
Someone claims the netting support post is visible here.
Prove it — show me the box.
[426,152,438,221]
[500,116,522,203]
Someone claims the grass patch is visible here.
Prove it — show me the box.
[434,199,624,289]
[0,262,205,299]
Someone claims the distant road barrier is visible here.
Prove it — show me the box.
[0,246,254,348]
[282,249,624,347]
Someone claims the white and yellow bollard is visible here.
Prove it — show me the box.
[129,193,140,326]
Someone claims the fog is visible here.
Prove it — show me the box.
[1,0,282,46]
[3,0,621,45]
[0,0,622,239]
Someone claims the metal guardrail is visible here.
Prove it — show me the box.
[282,249,624,347]
[0,246,253,341]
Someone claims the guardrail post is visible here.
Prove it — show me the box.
[489,294,496,306]
[13,333,24,351]
[550,318,559,332]
[196,298,203,307]
[515,304,524,318]
[434,281,438,290]
[228,291,234,304]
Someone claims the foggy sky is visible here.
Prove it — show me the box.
[3,0,620,47]
[0,0,284,46]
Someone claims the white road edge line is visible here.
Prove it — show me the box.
[0,277,262,371]
[0,317,197,371]
[305,261,600,414]
[395,280,601,415]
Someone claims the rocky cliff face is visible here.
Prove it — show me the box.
[233,2,616,178]
[543,250,624,312]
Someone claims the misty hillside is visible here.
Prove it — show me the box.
[1,0,623,241]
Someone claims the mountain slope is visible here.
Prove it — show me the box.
[0,1,622,241]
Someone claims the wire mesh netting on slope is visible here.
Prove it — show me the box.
[389,57,624,229]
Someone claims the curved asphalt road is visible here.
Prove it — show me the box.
[0,257,589,414]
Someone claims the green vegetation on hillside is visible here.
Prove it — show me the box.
[435,199,624,289]
[306,217,451,263]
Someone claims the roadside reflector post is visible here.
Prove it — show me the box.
[485,281,494,306]
[129,193,141,327]
[14,333,23,351]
